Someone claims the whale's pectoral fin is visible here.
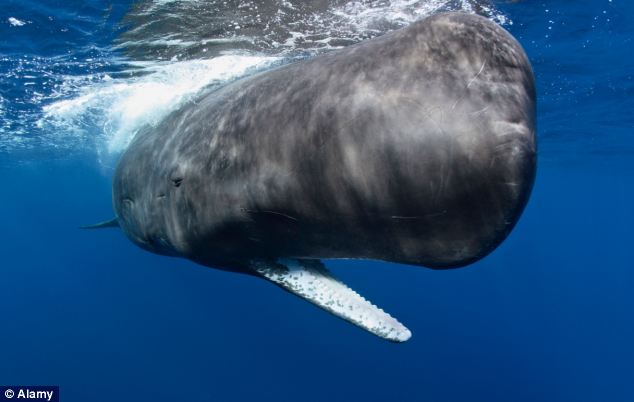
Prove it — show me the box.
[249,258,411,342]
[79,217,119,229]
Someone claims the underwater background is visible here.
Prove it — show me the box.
[1,0,632,401]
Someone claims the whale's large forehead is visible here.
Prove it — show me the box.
[412,12,532,67]
[405,13,536,153]
[418,14,534,103]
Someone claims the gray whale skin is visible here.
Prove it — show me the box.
[93,12,536,342]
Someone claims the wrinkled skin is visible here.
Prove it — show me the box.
[113,12,536,273]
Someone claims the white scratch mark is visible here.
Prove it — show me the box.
[470,106,490,116]
[466,61,486,89]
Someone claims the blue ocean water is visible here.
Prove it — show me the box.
[1,0,632,401]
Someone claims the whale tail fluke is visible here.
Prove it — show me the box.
[249,258,411,342]
[79,217,119,229]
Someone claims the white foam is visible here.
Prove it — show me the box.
[8,17,27,27]
[39,55,277,155]
[267,0,510,52]
[332,0,509,31]
[333,0,441,28]
[152,0,200,4]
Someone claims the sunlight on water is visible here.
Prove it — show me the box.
[0,0,509,161]
[39,55,277,154]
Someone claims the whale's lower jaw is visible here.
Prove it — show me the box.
[249,258,411,342]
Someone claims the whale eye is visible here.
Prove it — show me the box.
[172,177,183,187]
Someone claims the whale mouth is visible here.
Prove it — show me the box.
[145,234,178,255]
[250,258,412,342]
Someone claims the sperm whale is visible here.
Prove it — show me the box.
[88,12,536,342]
